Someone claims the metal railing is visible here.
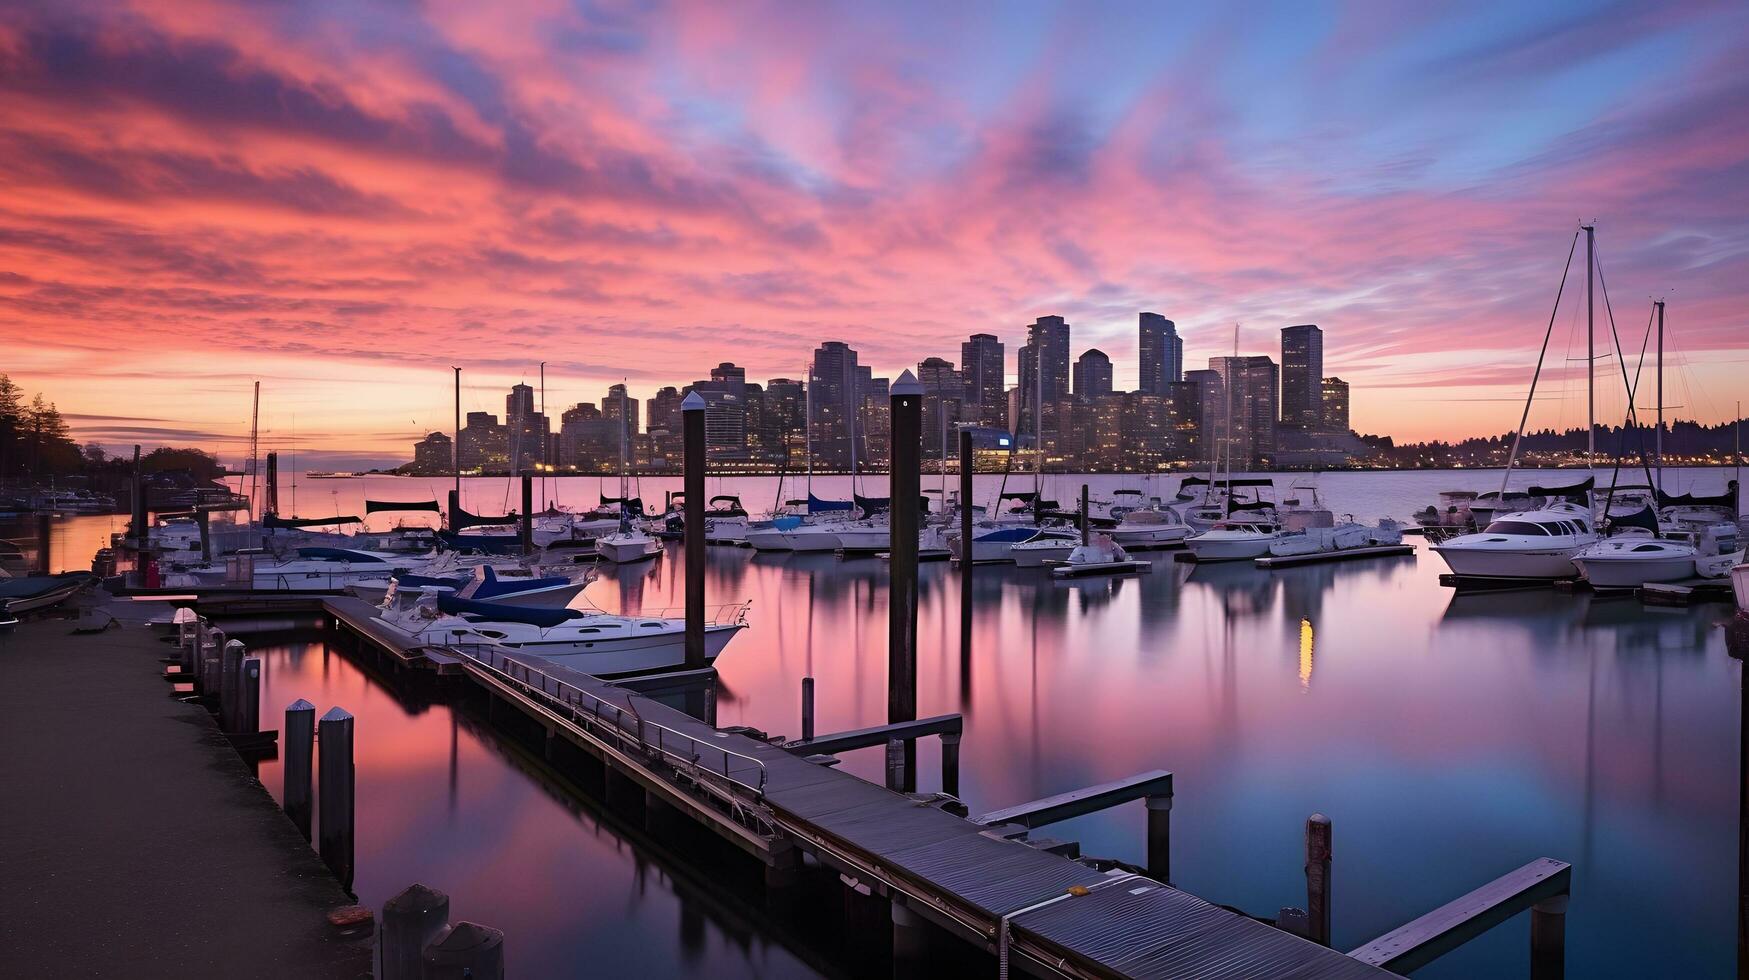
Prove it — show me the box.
[573,600,752,628]
[452,643,767,797]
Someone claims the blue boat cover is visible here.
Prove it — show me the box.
[974,526,1041,543]
[808,494,853,513]
[772,515,804,531]
[437,594,585,627]
[0,572,91,599]
[466,565,570,600]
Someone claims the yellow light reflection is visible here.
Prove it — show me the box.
[1299,618,1314,692]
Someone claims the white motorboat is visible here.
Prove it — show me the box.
[1010,529,1080,567]
[597,528,660,563]
[1267,522,1375,558]
[1186,520,1280,562]
[1430,502,1599,581]
[251,547,417,591]
[1572,523,1741,591]
[832,517,893,554]
[704,514,750,544]
[1109,506,1191,548]
[1278,482,1335,532]
[746,517,845,552]
[1733,561,1749,613]
[1049,534,1151,578]
[377,587,749,676]
[1466,490,1540,530]
[346,563,589,608]
[948,524,1063,564]
[0,572,92,613]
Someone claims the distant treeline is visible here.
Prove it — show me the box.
[0,374,224,484]
[1364,416,1747,460]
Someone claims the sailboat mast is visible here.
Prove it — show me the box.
[1584,224,1596,469]
[1035,340,1042,504]
[1655,300,1664,493]
[805,364,813,499]
[452,366,461,510]
[539,361,546,510]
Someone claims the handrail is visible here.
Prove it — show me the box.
[450,643,767,797]
[574,599,752,627]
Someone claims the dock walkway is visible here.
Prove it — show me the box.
[0,603,370,978]
[468,646,1392,979]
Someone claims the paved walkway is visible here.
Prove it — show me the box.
[0,602,371,978]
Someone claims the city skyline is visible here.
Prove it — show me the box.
[3,2,1748,464]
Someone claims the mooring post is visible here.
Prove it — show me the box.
[1147,788,1173,884]
[195,509,211,563]
[885,736,906,793]
[285,699,315,840]
[941,732,961,798]
[1306,812,1333,946]
[198,627,222,696]
[382,883,451,980]
[801,676,815,742]
[220,639,245,732]
[683,391,707,667]
[888,372,922,793]
[891,900,927,967]
[239,658,261,735]
[958,427,974,709]
[422,921,505,980]
[519,474,533,556]
[1530,892,1569,980]
[447,488,461,533]
[1080,483,1090,545]
[35,512,51,574]
[319,706,356,890]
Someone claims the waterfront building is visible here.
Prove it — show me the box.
[1210,355,1279,468]
[1281,324,1323,429]
[458,411,508,473]
[1120,392,1170,471]
[809,341,859,470]
[859,372,891,469]
[1138,313,1182,394]
[644,386,683,468]
[559,403,618,473]
[960,333,1007,426]
[1017,315,1070,438]
[1322,376,1350,432]
[684,365,747,460]
[410,431,451,475]
[503,383,549,473]
[1073,349,1113,398]
[918,357,965,459]
[1183,369,1223,466]
[763,378,807,469]
[1165,380,1203,463]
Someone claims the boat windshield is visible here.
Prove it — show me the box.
[1483,520,1549,536]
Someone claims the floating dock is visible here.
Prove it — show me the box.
[1255,544,1416,569]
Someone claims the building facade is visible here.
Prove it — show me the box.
[1211,355,1279,468]
[960,333,1007,427]
[1073,348,1113,398]
[1138,313,1182,394]
[1280,324,1323,429]
[1017,315,1070,438]
[410,431,452,475]
[1321,376,1350,432]
[809,341,859,470]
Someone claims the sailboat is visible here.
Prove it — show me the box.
[597,386,660,563]
[746,365,853,551]
[1434,227,1605,581]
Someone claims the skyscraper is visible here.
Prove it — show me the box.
[917,356,964,458]
[1211,355,1280,468]
[1183,370,1223,466]
[960,333,1006,427]
[763,378,806,468]
[1073,349,1113,398]
[1017,315,1070,437]
[1321,377,1350,432]
[687,363,748,457]
[505,383,547,473]
[1280,324,1323,428]
[809,341,859,470]
[1138,313,1182,394]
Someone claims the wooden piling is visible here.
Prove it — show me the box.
[888,372,922,793]
[519,474,533,556]
[1306,812,1332,946]
[1080,484,1090,545]
[318,706,355,890]
[1530,893,1568,980]
[891,900,927,966]
[35,512,51,574]
[195,509,211,563]
[422,921,505,980]
[239,658,260,735]
[941,732,961,798]
[284,699,315,840]
[219,639,245,732]
[1147,791,1173,884]
[447,489,461,533]
[885,736,906,793]
[683,391,706,667]
[801,676,815,742]
[382,883,451,980]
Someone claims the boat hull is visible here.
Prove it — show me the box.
[1012,544,1075,567]
[1572,554,1695,590]
[477,623,742,675]
[746,528,841,552]
[1185,535,1273,562]
[597,538,660,563]
[1431,545,1584,581]
[1110,526,1189,547]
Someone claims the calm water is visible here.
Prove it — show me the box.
[19,470,1747,977]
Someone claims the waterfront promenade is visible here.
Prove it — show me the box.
[0,603,371,978]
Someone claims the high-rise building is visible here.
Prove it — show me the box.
[560,403,618,472]
[410,431,452,475]
[1017,315,1070,437]
[644,386,684,468]
[960,333,1006,427]
[809,341,859,470]
[1280,324,1323,428]
[503,383,548,473]
[1183,370,1223,466]
[1138,313,1182,394]
[458,411,508,472]
[1073,349,1113,398]
[1120,393,1169,471]
[506,383,535,420]
[602,383,639,464]
[763,378,807,469]
[685,365,747,458]
[1321,377,1350,432]
[859,372,891,469]
[917,357,964,459]
[1211,356,1280,468]
[1165,381,1202,463]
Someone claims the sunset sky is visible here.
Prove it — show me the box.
[3,0,1747,467]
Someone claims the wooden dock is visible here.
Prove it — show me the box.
[1255,544,1416,569]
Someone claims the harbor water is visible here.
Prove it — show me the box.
[18,468,1746,977]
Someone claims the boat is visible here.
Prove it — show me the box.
[1010,529,1081,567]
[377,585,748,676]
[1267,521,1393,558]
[251,547,417,591]
[1465,490,1539,530]
[347,563,589,607]
[948,523,1062,564]
[0,540,29,576]
[1430,500,1599,581]
[1185,519,1281,562]
[746,514,846,552]
[0,572,93,613]
[1108,504,1192,548]
[1049,533,1151,578]
[597,525,660,563]
[1277,481,1335,532]
[1733,561,1748,613]
[832,518,893,554]
[1571,522,1741,591]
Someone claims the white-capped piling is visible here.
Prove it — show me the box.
[284,699,315,840]
[319,706,355,889]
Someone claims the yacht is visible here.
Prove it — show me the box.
[376,586,748,675]
[1050,533,1150,578]
[1185,519,1280,562]
[1571,523,1741,591]
[597,524,660,563]
[745,495,854,552]
[1430,502,1599,580]
[1268,519,1402,558]
[1009,528,1080,567]
[1108,505,1192,548]
[251,547,417,591]
[1465,490,1540,529]
[347,563,589,607]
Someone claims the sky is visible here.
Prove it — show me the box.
[2,0,1747,467]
